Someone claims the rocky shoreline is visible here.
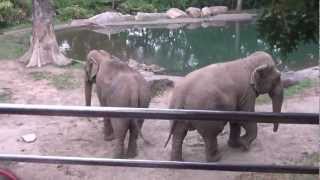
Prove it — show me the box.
[69,7,254,29]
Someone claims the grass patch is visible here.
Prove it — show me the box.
[237,152,319,180]
[0,32,30,59]
[256,79,316,104]
[50,72,80,90]
[29,71,80,90]
[29,71,51,81]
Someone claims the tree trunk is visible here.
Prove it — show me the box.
[19,0,70,67]
[236,0,242,11]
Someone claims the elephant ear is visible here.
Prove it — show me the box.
[250,64,273,90]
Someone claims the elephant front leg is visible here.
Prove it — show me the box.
[228,122,242,148]
[170,122,188,161]
[204,137,221,162]
[104,118,114,141]
[239,122,257,151]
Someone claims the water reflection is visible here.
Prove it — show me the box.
[56,22,318,75]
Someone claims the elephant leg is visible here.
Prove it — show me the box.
[228,122,242,148]
[197,127,222,162]
[104,118,114,141]
[170,122,188,161]
[111,118,129,159]
[239,122,257,151]
[127,119,140,158]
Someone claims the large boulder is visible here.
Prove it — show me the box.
[166,8,188,19]
[201,6,228,17]
[89,12,134,25]
[201,7,211,17]
[210,6,228,15]
[186,7,201,18]
[135,12,168,21]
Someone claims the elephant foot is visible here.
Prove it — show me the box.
[112,152,126,159]
[127,149,138,158]
[206,151,222,162]
[104,133,115,141]
[227,139,242,148]
[170,154,183,162]
[239,139,250,151]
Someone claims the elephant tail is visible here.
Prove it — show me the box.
[164,121,176,148]
[164,95,184,148]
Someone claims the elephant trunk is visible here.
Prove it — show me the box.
[85,80,93,106]
[269,83,284,132]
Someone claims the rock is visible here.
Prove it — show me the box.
[201,7,212,17]
[89,12,134,25]
[186,7,201,18]
[21,133,37,143]
[166,8,188,19]
[209,6,228,15]
[69,19,94,27]
[201,6,228,17]
[135,12,168,21]
[128,59,166,74]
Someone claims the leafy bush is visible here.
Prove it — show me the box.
[56,5,91,21]
[119,0,156,13]
[0,0,31,27]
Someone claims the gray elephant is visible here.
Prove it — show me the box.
[84,49,151,158]
[165,51,283,162]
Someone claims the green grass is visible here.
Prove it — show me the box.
[50,72,80,89]
[0,32,30,59]
[29,71,80,90]
[256,79,316,104]
[236,152,319,180]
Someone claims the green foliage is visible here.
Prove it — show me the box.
[56,5,91,21]
[119,0,155,13]
[54,0,111,21]
[0,0,31,27]
[257,0,319,57]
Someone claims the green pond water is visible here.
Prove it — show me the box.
[56,22,318,75]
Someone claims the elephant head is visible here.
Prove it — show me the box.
[84,50,111,106]
[250,64,284,132]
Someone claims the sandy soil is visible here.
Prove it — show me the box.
[0,60,318,180]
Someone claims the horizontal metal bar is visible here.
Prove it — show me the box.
[0,154,317,174]
[0,104,318,124]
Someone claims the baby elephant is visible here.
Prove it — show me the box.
[84,49,151,158]
[165,51,283,162]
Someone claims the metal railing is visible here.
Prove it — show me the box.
[0,103,318,174]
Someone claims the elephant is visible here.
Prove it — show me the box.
[165,51,283,162]
[84,49,151,158]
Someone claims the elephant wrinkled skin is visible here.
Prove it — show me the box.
[165,51,283,162]
[84,50,151,159]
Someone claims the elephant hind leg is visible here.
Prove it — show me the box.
[228,122,242,148]
[170,121,188,161]
[103,118,114,141]
[111,118,129,159]
[196,124,224,162]
[127,119,140,158]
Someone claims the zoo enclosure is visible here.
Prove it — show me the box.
[0,104,318,175]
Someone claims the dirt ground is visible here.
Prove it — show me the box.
[0,60,318,180]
